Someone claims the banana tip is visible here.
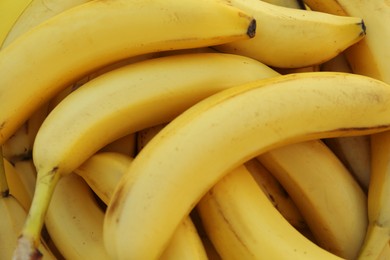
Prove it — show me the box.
[247,19,256,38]
[12,236,43,260]
[361,19,366,36]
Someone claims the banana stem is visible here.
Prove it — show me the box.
[13,168,61,260]
[357,223,390,260]
[0,146,9,197]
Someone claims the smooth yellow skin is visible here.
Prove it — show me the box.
[215,0,365,68]
[104,72,390,259]
[0,0,254,145]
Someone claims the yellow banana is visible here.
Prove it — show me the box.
[103,71,390,259]
[1,0,91,49]
[214,0,365,68]
[45,173,111,259]
[261,0,306,9]
[257,140,367,259]
[324,136,371,191]
[244,158,313,239]
[0,0,255,146]
[74,152,133,205]
[301,2,390,257]
[0,0,32,46]
[303,0,390,83]
[3,158,32,212]
[18,52,279,257]
[357,131,390,259]
[197,164,341,259]
[74,151,208,260]
[320,52,371,191]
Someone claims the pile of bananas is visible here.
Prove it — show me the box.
[1,0,389,259]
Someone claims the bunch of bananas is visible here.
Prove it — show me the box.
[1,0,390,259]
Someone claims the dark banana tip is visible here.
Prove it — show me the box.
[247,19,256,38]
[360,19,367,36]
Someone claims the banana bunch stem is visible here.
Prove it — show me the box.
[13,169,61,259]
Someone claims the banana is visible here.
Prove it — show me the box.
[357,131,390,259]
[243,158,314,239]
[320,52,371,191]
[45,173,111,259]
[302,0,390,84]
[257,140,367,259]
[103,71,390,259]
[18,52,279,257]
[0,0,255,146]
[13,160,38,204]
[197,164,340,259]
[0,152,54,260]
[214,0,365,68]
[0,195,56,260]
[301,3,390,257]
[74,152,133,205]
[1,0,92,49]
[0,0,32,46]
[261,0,306,9]
[3,158,32,212]
[323,135,371,191]
[74,152,208,260]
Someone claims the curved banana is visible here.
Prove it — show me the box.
[74,152,133,205]
[45,173,111,259]
[0,0,32,46]
[243,158,313,238]
[103,72,390,259]
[323,136,371,191]
[257,140,367,259]
[1,0,91,49]
[302,3,390,258]
[18,52,279,257]
[3,158,32,211]
[74,152,208,260]
[357,131,390,259]
[214,0,365,68]
[261,0,305,9]
[303,0,390,84]
[197,164,340,259]
[0,0,255,146]
[320,52,371,191]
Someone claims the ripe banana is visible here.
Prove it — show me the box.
[320,52,371,191]
[243,158,313,238]
[257,140,367,259]
[137,123,168,153]
[197,164,341,259]
[0,0,32,46]
[74,152,133,205]
[0,0,255,146]
[302,3,390,257]
[323,136,371,191]
[214,0,366,68]
[3,158,32,212]
[261,0,306,9]
[103,71,390,259]
[45,173,111,259]
[303,0,390,84]
[17,52,279,257]
[1,0,91,48]
[74,151,208,260]
[357,131,390,259]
